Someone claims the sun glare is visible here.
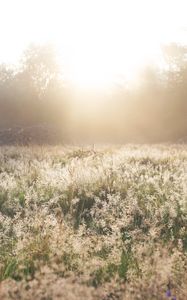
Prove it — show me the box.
[0,0,187,89]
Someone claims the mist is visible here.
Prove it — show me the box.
[0,43,186,145]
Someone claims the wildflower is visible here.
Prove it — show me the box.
[166,289,171,297]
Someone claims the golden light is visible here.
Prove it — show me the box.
[0,0,186,89]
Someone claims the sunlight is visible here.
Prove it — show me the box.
[0,0,186,88]
[50,0,187,88]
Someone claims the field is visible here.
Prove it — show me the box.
[0,145,187,300]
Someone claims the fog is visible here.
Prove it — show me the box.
[0,43,186,144]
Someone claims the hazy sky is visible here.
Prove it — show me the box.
[0,0,187,87]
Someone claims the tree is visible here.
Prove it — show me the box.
[0,64,15,127]
[20,43,61,98]
[162,43,187,71]
[161,43,187,140]
[162,43,187,85]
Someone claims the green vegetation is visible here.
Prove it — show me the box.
[0,145,186,300]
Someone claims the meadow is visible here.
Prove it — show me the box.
[0,144,186,300]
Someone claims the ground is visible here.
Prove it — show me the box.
[0,144,186,300]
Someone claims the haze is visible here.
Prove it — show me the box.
[0,0,187,88]
[0,0,187,144]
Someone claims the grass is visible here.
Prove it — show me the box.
[0,144,186,299]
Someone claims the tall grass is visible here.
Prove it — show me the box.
[0,145,187,299]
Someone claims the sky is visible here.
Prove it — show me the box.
[0,0,187,87]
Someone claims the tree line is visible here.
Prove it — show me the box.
[0,43,186,143]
